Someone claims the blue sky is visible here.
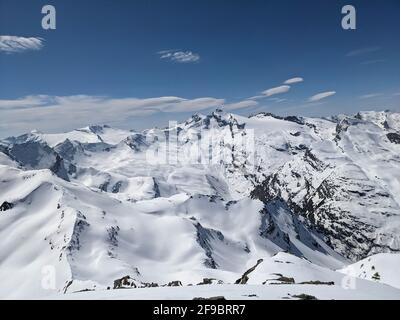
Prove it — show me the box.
[0,0,399,136]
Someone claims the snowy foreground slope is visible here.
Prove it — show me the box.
[0,110,400,299]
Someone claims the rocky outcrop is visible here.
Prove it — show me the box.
[387,132,400,144]
[292,294,318,300]
[264,274,295,285]
[113,276,138,289]
[167,281,183,287]
[0,201,14,212]
[235,259,263,284]
[194,221,224,269]
[193,296,226,300]
[112,274,157,289]
[197,278,224,285]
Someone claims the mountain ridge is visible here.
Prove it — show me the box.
[1,109,400,298]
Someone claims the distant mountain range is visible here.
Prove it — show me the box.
[1,109,400,299]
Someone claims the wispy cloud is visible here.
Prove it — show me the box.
[0,95,49,109]
[0,36,44,53]
[346,46,381,57]
[284,77,303,85]
[224,100,258,111]
[359,93,383,99]
[280,101,326,112]
[158,49,200,63]
[360,59,386,65]
[249,80,298,100]
[247,95,264,100]
[0,95,224,137]
[308,91,336,102]
[262,85,290,97]
[268,97,287,103]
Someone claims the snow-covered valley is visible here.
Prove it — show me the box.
[1,109,400,300]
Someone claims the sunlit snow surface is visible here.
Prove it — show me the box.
[0,110,400,299]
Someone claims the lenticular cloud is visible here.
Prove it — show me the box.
[0,36,44,53]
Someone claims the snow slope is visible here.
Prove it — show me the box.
[54,282,400,300]
[339,253,400,289]
[1,109,400,299]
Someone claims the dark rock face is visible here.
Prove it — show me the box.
[50,154,70,182]
[284,116,305,125]
[0,201,14,212]
[292,294,318,300]
[66,213,90,253]
[111,181,123,193]
[0,143,7,154]
[197,278,223,285]
[193,296,226,300]
[383,120,390,130]
[88,125,105,135]
[334,119,350,141]
[250,144,400,262]
[54,139,81,162]
[167,281,183,287]
[299,280,334,285]
[113,274,158,289]
[197,278,214,285]
[125,134,148,151]
[276,276,295,284]
[63,280,73,294]
[269,275,295,284]
[194,222,224,269]
[150,178,162,198]
[113,276,135,289]
[252,175,372,261]
[3,137,70,181]
[106,226,120,258]
[143,282,159,288]
[387,133,400,144]
[6,140,48,168]
[235,259,263,284]
[258,200,327,258]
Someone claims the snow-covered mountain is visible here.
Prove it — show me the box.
[1,109,400,300]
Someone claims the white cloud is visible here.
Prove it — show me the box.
[268,97,287,103]
[158,50,200,63]
[0,36,44,53]
[308,91,336,102]
[0,95,224,137]
[247,95,265,100]
[359,93,382,99]
[0,95,49,108]
[346,46,381,57]
[284,77,304,85]
[224,100,258,111]
[262,85,290,97]
[162,97,224,112]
